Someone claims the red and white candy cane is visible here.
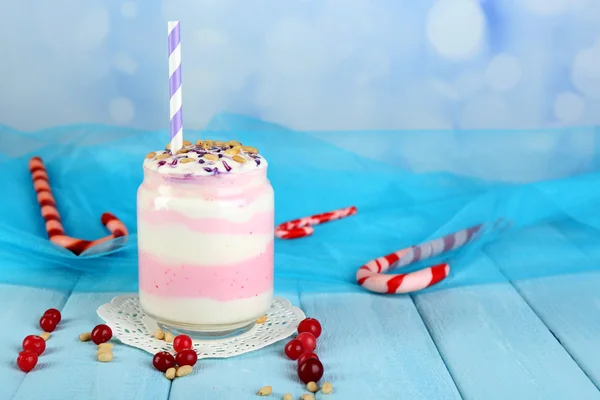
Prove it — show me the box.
[356,224,484,294]
[29,156,128,255]
[275,206,357,239]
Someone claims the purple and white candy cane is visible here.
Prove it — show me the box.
[357,224,487,294]
[168,21,183,154]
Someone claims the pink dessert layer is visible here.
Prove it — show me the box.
[138,208,274,235]
[138,240,274,301]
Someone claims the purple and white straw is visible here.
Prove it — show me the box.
[168,21,183,154]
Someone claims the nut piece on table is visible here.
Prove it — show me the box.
[321,382,333,394]
[165,367,176,380]
[79,332,92,342]
[98,343,114,350]
[256,315,268,324]
[97,352,113,362]
[282,394,292,400]
[176,365,193,377]
[301,394,315,400]
[154,329,165,340]
[40,332,50,341]
[164,332,175,343]
[257,386,272,396]
[306,382,318,392]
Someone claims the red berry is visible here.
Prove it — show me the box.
[298,318,322,338]
[91,324,113,345]
[175,349,198,366]
[298,357,324,384]
[284,339,305,360]
[297,352,319,365]
[296,332,317,353]
[152,351,176,372]
[173,335,193,353]
[22,335,46,356]
[17,350,38,372]
[39,316,58,332]
[44,308,62,323]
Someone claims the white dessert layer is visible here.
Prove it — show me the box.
[137,221,273,265]
[139,188,274,223]
[139,290,273,326]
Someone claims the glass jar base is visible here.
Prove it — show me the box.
[155,317,256,340]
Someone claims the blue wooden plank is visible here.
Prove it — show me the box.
[515,273,600,388]
[0,284,73,399]
[168,290,301,400]
[10,276,170,400]
[488,222,600,389]
[299,292,461,400]
[414,252,600,400]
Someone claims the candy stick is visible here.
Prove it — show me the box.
[168,21,183,154]
[356,224,484,294]
[29,157,128,255]
[275,206,357,239]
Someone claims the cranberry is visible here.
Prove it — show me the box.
[152,351,176,372]
[175,349,198,366]
[173,335,193,353]
[296,332,317,353]
[298,357,324,384]
[22,335,46,356]
[298,318,322,338]
[39,316,58,332]
[91,324,113,345]
[43,308,62,323]
[297,352,319,365]
[284,339,305,360]
[17,351,38,372]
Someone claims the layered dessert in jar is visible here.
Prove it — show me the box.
[137,139,274,336]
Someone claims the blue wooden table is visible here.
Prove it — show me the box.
[2,223,600,400]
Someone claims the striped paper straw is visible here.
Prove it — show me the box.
[168,21,183,154]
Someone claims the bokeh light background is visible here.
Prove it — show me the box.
[1,0,600,181]
[2,0,600,131]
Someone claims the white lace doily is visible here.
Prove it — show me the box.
[96,295,305,358]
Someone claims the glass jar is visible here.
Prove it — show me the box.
[137,144,274,337]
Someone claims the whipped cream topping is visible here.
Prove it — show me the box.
[143,139,267,176]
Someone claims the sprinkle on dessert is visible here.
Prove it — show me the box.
[143,139,266,176]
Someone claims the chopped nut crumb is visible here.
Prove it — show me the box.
[321,382,333,394]
[176,365,193,377]
[154,329,165,340]
[165,367,176,380]
[257,386,273,396]
[79,332,92,342]
[307,382,318,392]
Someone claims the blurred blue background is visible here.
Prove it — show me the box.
[1,0,599,133]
